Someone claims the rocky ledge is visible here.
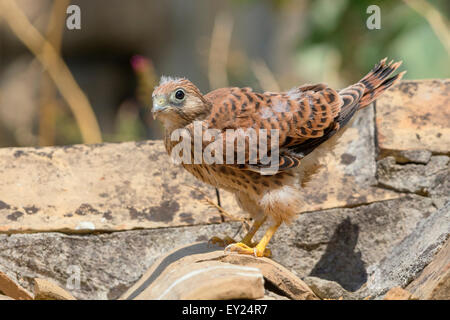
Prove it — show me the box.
[0,79,448,300]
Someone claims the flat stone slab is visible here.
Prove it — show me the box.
[406,238,450,300]
[376,79,450,159]
[297,106,400,212]
[270,195,436,295]
[364,201,449,299]
[0,270,33,300]
[303,276,353,300]
[120,243,269,300]
[383,287,418,300]
[0,141,235,233]
[33,278,77,300]
[377,155,449,197]
[0,222,242,299]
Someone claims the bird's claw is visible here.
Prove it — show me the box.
[224,242,271,258]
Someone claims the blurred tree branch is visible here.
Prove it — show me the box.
[251,59,280,92]
[0,0,102,144]
[38,0,70,146]
[208,11,233,90]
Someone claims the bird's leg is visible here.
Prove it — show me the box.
[225,221,281,258]
[252,221,281,257]
[240,216,267,246]
[209,216,267,248]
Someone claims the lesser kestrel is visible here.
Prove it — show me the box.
[152,58,405,257]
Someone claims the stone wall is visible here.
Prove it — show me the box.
[0,80,448,299]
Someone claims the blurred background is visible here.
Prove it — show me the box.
[0,0,448,148]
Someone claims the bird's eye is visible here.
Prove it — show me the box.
[174,89,185,101]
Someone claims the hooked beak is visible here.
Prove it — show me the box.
[152,95,168,119]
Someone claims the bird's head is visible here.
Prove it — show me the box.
[152,77,210,129]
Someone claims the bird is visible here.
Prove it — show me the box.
[151,58,405,257]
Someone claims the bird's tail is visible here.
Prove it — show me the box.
[357,57,406,109]
[336,58,405,128]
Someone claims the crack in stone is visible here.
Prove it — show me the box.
[294,241,330,252]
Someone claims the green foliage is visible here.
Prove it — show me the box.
[295,0,449,86]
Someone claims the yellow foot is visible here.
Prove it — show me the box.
[224,242,272,258]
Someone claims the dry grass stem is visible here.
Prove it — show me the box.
[0,0,102,143]
[251,59,281,92]
[38,0,70,146]
[208,11,233,90]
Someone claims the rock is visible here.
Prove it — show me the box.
[213,252,317,300]
[377,155,449,197]
[394,150,432,164]
[259,290,290,300]
[33,278,77,300]
[0,222,241,300]
[383,287,418,300]
[135,260,264,300]
[406,238,450,300]
[303,276,353,300]
[0,294,14,300]
[376,79,450,159]
[269,195,435,295]
[364,201,449,299]
[120,242,316,300]
[0,140,240,233]
[0,270,33,300]
[294,105,400,212]
[0,195,435,300]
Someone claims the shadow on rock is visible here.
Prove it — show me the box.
[309,217,367,292]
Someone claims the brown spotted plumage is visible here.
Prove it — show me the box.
[152,58,405,257]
